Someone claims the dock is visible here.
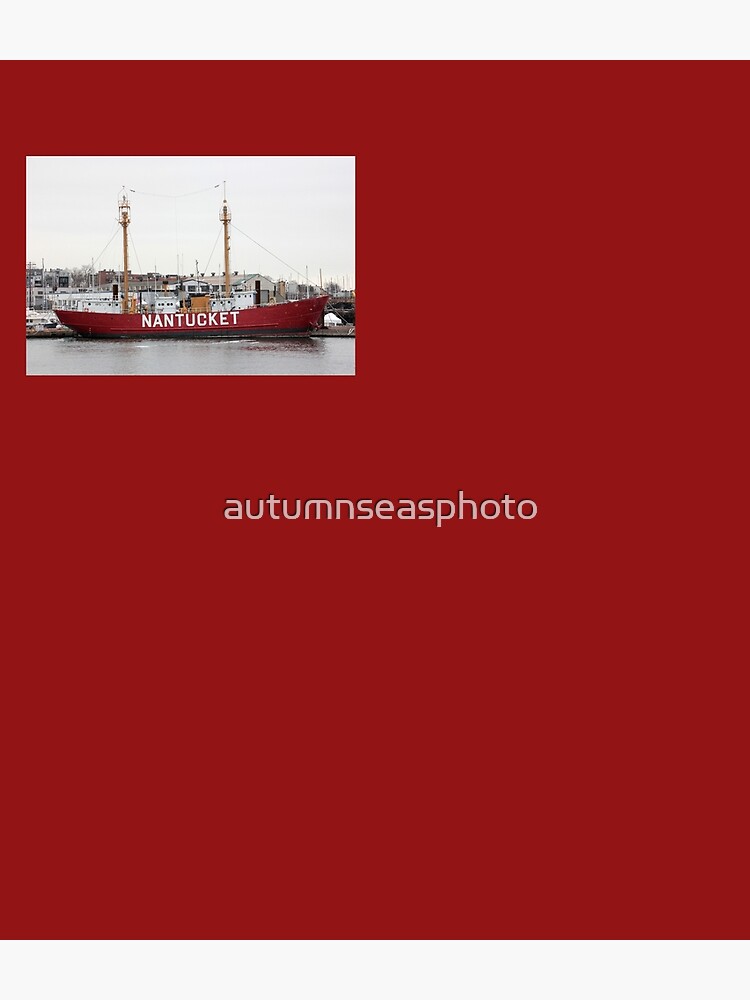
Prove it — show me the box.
[315,324,355,337]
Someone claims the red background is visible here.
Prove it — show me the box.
[4,61,748,938]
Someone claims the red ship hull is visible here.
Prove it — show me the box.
[55,295,329,339]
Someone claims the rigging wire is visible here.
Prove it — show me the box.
[201,227,222,279]
[128,233,143,279]
[129,183,221,199]
[91,223,121,268]
[229,222,313,285]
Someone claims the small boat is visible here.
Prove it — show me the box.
[54,191,329,340]
[26,309,68,336]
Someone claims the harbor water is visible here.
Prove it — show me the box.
[26,335,355,376]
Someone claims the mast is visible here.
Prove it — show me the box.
[118,192,131,314]
[220,182,232,297]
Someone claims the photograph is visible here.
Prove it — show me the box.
[26,155,355,375]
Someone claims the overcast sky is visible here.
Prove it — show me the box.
[26,156,355,287]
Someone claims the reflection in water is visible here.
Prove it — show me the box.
[27,335,355,376]
[237,338,322,352]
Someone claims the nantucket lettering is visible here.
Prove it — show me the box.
[141,312,240,329]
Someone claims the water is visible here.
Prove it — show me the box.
[26,335,355,376]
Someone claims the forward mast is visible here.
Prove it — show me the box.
[118,192,131,314]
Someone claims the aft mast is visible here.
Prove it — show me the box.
[220,183,232,298]
[118,192,131,314]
